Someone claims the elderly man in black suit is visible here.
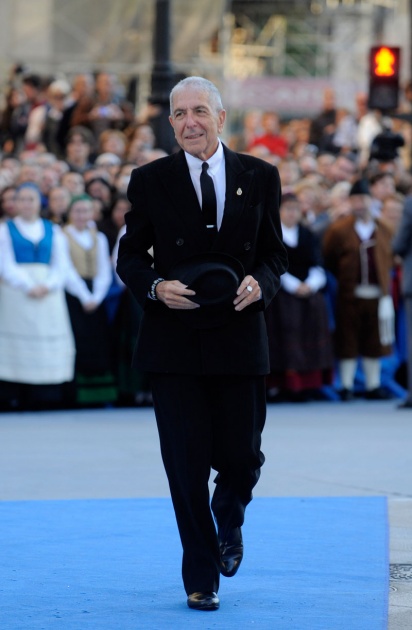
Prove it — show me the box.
[117,76,287,611]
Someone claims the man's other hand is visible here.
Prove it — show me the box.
[233,276,261,311]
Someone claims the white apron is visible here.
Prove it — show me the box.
[0,264,75,384]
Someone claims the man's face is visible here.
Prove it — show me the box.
[350,194,371,220]
[169,87,225,161]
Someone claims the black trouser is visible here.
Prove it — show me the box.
[150,373,266,595]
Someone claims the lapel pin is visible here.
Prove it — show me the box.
[236,188,242,196]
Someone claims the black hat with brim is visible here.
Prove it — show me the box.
[168,252,245,329]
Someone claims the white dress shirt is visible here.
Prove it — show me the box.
[184,140,226,230]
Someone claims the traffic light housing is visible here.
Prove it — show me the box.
[368,46,401,111]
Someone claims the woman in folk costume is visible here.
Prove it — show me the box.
[0,182,75,410]
[265,193,334,401]
[63,194,116,406]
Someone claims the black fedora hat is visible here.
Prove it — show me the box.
[168,252,245,329]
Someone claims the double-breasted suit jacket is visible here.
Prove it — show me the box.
[116,144,288,375]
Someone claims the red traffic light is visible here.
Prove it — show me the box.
[368,46,401,111]
[371,46,400,78]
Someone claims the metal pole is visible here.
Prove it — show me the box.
[149,0,176,154]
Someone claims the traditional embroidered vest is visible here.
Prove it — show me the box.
[7,219,53,264]
[64,229,98,279]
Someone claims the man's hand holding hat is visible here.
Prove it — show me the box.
[155,252,263,327]
[156,280,199,310]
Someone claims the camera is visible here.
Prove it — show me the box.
[369,129,404,162]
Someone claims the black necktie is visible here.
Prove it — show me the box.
[200,162,217,237]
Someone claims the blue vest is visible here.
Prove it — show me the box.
[7,219,53,264]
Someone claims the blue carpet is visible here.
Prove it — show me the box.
[0,497,388,629]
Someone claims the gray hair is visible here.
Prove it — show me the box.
[169,76,224,115]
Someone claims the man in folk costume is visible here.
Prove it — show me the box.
[323,179,395,400]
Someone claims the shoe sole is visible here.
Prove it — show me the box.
[187,602,220,611]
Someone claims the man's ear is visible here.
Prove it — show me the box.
[218,109,226,134]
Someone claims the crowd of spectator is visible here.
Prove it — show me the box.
[0,65,412,410]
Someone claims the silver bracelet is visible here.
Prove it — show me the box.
[150,277,164,300]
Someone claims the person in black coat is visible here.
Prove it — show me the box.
[265,193,334,401]
[116,76,287,611]
[392,194,412,408]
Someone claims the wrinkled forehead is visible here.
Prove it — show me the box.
[171,87,214,113]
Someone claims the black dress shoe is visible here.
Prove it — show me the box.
[338,388,354,402]
[364,387,391,400]
[397,399,412,409]
[218,527,243,577]
[187,591,219,611]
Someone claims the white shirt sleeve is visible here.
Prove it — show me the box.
[90,232,113,304]
[281,267,326,294]
[25,105,47,146]
[280,272,302,294]
[305,266,327,292]
[0,222,37,292]
[60,232,94,304]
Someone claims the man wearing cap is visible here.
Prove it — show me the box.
[117,76,287,611]
[323,179,396,400]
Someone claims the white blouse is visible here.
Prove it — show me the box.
[280,223,326,294]
[63,225,112,306]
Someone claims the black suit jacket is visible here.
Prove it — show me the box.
[116,144,288,375]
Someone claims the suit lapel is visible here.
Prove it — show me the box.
[160,150,209,248]
[215,146,255,247]
[159,146,255,251]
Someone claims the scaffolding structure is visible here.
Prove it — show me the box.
[0,0,409,116]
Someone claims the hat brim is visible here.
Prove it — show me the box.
[167,252,245,329]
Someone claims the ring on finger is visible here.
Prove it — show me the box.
[246,285,253,293]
